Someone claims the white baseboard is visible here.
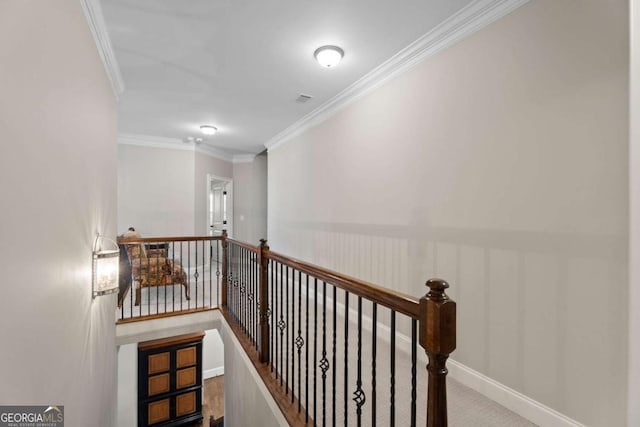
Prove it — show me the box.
[203,366,224,379]
[447,360,585,427]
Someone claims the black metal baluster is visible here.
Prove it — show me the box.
[215,240,219,307]
[252,249,256,342]
[241,248,245,332]
[411,319,417,427]
[129,244,133,319]
[202,240,205,309]
[248,248,252,343]
[291,269,297,405]
[230,244,235,320]
[332,286,337,426]
[228,244,232,317]
[172,242,176,313]
[279,263,284,385]
[344,291,349,427]
[164,241,167,314]
[254,250,258,348]
[195,240,199,310]
[353,296,365,427]
[320,281,328,427]
[210,240,213,307]
[155,246,159,315]
[305,274,310,423]
[238,246,242,327]
[233,244,237,319]
[371,303,377,425]
[230,244,234,316]
[255,251,259,348]
[313,277,318,426]
[147,245,151,316]
[228,244,233,317]
[245,248,249,333]
[297,270,303,412]
[285,266,290,395]
[390,310,396,427]
[271,260,275,373]
[187,241,191,310]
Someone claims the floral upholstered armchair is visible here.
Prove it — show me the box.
[121,231,189,306]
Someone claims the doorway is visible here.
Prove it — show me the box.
[207,175,232,237]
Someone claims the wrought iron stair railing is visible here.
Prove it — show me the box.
[222,232,456,427]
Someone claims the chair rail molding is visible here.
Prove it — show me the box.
[264,0,530,153]
[80,0,125,100]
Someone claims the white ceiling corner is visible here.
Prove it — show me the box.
[80,0,125,100]
[118,133,192,151]
[232,155,257,164]
[263,0,530,152]
[118,133,255,163]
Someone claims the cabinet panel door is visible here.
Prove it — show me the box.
[148,399,170,424]
[176,367,196,389]
[176,392,196,417]
[176,346,196,368]
[148,373,170,396]
[148,352,170,374]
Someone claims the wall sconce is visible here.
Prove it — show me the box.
[92,235,119,298]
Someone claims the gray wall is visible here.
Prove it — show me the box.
[0,1,118,425]
[267,1,628,426]
[221,322,286,427]
[118,144,196,236]
[233,154,268,243]
[118,145,233,236]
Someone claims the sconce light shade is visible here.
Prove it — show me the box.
[93,235,119,298]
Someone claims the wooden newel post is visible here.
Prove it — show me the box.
[258,239,270,364]
[419,278,456,427]
[221,230,228,308]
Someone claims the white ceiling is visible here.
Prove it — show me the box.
[101,0,474,155]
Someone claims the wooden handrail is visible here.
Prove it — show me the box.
[117,235,222,244]
[223,236,457,426]
[267,249,421,319]
[226,237,259,252]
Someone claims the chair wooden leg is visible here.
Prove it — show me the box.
[183,282,190,300]
[135,287,141,306]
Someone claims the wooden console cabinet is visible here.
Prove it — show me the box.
[138,332,205,427]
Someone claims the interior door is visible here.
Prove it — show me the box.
[208,179,231,236]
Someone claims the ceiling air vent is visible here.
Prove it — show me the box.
[296,94,313,103]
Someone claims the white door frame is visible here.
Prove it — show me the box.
[206,174,233,237]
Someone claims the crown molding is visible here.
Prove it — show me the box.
[118,133,193,152]
[80,0,125,100]
[195,144,234,163]
[264,0,530,152]
[232,154,257,164]
[118,133,258,164]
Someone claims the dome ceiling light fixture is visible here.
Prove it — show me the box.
[200,125,218,136]
[314,45,344,68]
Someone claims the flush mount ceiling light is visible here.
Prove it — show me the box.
[314,45,344,68]
[200,125,218,136]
